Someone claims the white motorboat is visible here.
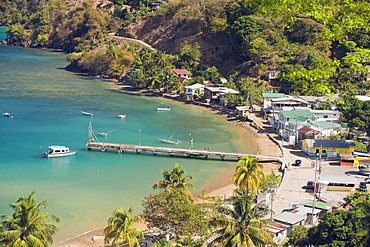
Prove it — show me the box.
[2,112,13,118]
[118,115,126,118]
[99,131,108,137]
[43,145,76,158]
[157,107,170,111]
[158,132,180,145]
[81,111,94,116]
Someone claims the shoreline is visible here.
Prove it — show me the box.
[54,82,281,247]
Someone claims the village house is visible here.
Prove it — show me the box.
[302,200,335,219]
[270,96,309,111]
[235,106,250,118]
[203,87,239,105]
[265,68,281,80]
[301,139,356,157]
[184,83,205,99]
[276,110,317,144]
[265,96,311,128]
[311,110,341,122]
[291,206,321,226]
[172,69,191,83]
[264,222,290,245]
[311,121,343,136]
[355,95,370,101]
[262,92,286,109]
[297,126,321,140]
[272,212,306,235]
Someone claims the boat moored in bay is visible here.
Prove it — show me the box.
[157,107,170,111]
[81,111,94,116]
[43,145,77,158]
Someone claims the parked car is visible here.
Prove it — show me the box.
[306,181,315,189]
[293,159,302,166]
[359,182,368,192]
[364,176,370,184]
[256,204,268,213]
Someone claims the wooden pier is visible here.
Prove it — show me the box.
[86,141,282,162]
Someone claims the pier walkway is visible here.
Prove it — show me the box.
[86,141,282,162]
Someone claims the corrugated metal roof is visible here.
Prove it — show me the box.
[303,201,334,210]
[304,139,355,148]
[273,212,305,225]
[262,93,286,98]
[280,110,314,118]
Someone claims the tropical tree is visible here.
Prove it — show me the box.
[283,225,309,247]
[233,156,265,195]
[141,189,211,241]
[103,207,143,247]
[307,209,365,247]
[205,191,274,246]
[355,202,370,246]
[152,164,194,194]
[0,191,60,247]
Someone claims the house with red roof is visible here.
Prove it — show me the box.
[172,69,191,82]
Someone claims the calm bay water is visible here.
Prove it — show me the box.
[0,27,256,243]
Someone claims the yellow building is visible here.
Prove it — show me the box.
[301,139,356,157]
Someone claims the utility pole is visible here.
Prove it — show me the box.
[311,145,322,225]
[138,129,142,145]
[267,182,278,220]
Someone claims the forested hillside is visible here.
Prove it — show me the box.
[1,0,370,103]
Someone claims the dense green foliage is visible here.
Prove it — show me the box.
[0,192,60,247]
[141,189,211,241]
[4,0,370,104]
[336,95,370,135]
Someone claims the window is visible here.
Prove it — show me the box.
[324,115,328,118]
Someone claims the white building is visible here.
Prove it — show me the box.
[184,83,205,98]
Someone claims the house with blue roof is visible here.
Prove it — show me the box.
[301,139,356,157]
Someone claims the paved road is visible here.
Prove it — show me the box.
[273,143,368,215]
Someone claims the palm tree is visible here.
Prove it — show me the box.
[153,164,194,200]
[0,192,60,247]
[233,156,265,195]
[153,164,194,191]
[205,192,274,246]
[103,207,143,247]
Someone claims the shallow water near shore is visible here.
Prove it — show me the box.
[0,28,256,243]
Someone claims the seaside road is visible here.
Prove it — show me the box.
[272,142,317,214]
[273,167,316,214]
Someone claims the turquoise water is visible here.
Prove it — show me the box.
[0,28,256,243]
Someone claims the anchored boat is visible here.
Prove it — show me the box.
[81,111,94,116]
[157,107,170,111]
[43,145,77,158]
[158,131,181,145]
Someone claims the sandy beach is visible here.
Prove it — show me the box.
[54,83,281,247]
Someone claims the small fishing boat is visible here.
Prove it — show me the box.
[118,115,126,118]
[99,131,108,137]
[81,111,94,116]
[96,129,117,137]
[157,107,170,111]
[158,131,181,145]
[2,112,13,118]
[43,145,76,158]
[158,138,181,145]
